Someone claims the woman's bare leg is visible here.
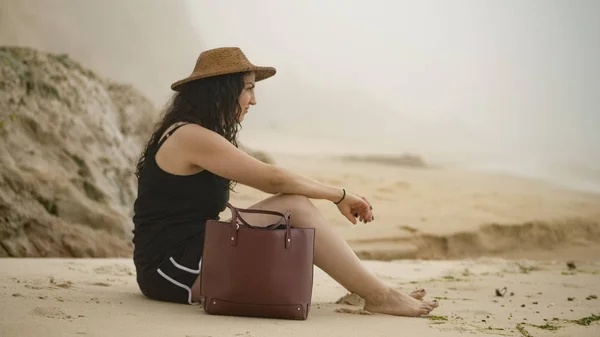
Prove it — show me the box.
[194,194,438,316]
[193,272,425,303]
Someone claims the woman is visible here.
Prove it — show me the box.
[132,47,438,317]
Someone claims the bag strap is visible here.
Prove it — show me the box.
[227,203,287,219]
[226,203,293,249]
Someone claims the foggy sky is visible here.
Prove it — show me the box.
[185,0,600,168]
[0,0,200,111]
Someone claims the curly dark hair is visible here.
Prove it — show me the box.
[134,72,248,189]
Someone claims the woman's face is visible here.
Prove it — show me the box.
[237,72,256,122]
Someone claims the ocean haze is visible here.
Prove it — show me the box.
[0,0,598,192]
[186,0,600,192]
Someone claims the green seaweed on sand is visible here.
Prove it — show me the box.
[441,275,468,282]
[569,314,600,326]
[433,296,452,300]
[516,324,532,337]
[516,262,541,274]
[528,323,560,331]
[562,269,600,276]
[428,315,448,321]
[432,296,472,301]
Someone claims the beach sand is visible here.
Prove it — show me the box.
[2,2,599,335]
[2,153,600,336]
[0,258,599,336]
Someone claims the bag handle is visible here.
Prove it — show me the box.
[226,203,293,249]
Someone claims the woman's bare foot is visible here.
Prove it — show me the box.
[409,288,426,300]
[364,288,438,317]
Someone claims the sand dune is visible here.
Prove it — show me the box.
[352,218,600,261]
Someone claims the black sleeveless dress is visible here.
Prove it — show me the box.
[132,124,230,304]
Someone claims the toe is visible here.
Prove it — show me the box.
[423,300,438,307]
[421,301,438,311]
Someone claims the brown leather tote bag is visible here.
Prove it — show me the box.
[200,203,315,320]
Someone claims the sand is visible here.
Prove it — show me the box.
[0,258,599,336]
[1,152,600,336]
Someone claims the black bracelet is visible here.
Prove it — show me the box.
[334,189,346,204]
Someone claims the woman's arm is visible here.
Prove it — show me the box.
[177,124,372,223]
[177,124,340,199]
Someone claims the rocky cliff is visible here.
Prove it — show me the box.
[0,46,155,257]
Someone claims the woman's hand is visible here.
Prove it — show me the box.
[336,191,374,224]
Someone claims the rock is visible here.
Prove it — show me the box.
[0,0,203,107]
[0,243,10,257]
[0,47,155,257]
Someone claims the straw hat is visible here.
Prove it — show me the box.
[171,47,276,91]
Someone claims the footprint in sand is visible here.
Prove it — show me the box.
[66,262,91,274]
[67,266,90,273]
[50,277,73,289]
[336,293,365,306]
[398,225,420,234]
[234,331,258,337]
[93,264,134,276]
[90,282,111,287]
[20,278,71,291]
[376,186,396,194]
[87,297,101,304]
[395,181,411,189]
[335,308,372,315]
[373,195,392,201]
[29,306,72,320]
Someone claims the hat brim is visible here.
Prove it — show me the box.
[171,66,276,91]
